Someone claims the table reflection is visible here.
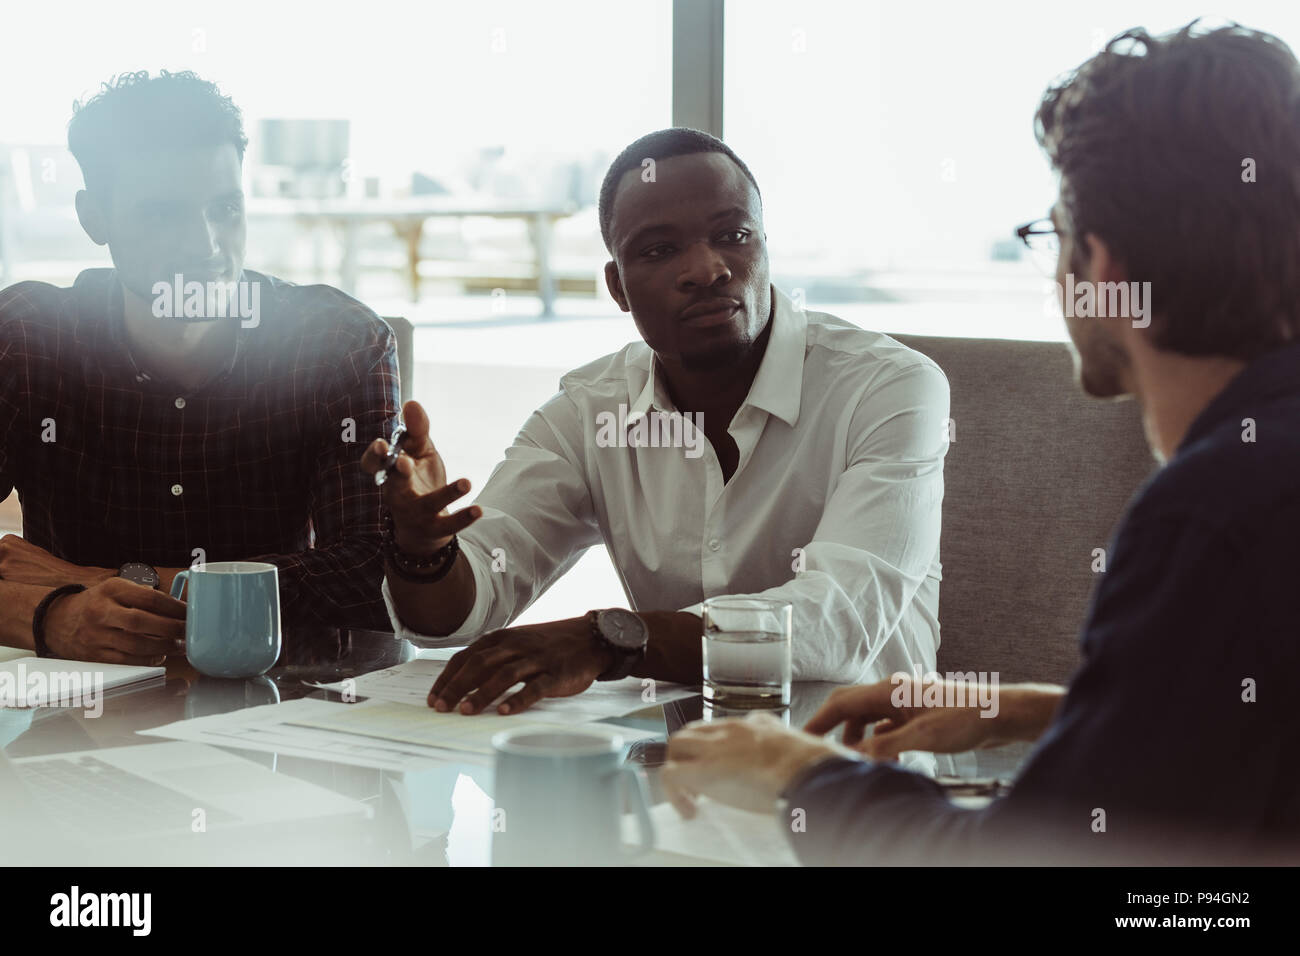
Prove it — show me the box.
[3,626,849,866]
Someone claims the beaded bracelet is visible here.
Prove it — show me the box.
[381,511,460,583]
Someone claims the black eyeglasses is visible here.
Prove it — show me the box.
[1015,218,1063,274]
[1015,218,1062,256]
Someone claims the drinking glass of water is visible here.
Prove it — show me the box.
[701,597,792,709]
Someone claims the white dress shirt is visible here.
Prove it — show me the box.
[384,286,949,688]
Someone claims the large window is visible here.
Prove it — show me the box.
[0,4,672,624]
[725,0,1300,340]
[4,2,1298,618]
[1,0,671,325]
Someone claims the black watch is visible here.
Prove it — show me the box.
[118,562,160,589]
[587,608,648,682]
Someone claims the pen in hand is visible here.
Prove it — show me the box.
[374,423,407,486]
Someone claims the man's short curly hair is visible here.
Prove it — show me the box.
[1035,21,1300,359]
[68,70,248,194]
[598,127,761,254]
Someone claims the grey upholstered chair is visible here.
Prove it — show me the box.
[383,316,415,406]
[890,334,1156,778]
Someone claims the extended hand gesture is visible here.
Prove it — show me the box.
[360,400,481,552]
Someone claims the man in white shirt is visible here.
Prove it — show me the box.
[362,128,949,717]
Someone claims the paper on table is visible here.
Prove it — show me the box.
[313,658,446,706]
[313,657,696,720]
[413,647,463,661]
[528,678,696,720]
[286,698,660,756]
[623,797,800,867]
[1,656,165,706]
[140,698,490,772]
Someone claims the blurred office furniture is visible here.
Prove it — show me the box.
[384,316,414,406]
[253,119,351,200]
[0,145,99,284]
[248,196,575,315]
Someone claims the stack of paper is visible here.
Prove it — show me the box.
[286,698,659,755]
[141,697,661,772]
[140,652,686,772]
[312,656,697,719]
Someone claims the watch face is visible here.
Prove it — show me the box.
[119,562,160,588]
[598,609,647,651]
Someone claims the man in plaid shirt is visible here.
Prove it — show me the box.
[0,71,399,664]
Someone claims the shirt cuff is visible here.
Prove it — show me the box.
[381,543,494,646]
[780,754,866,800]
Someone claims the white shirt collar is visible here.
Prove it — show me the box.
[625,285,807,427]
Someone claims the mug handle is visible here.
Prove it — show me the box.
[618,765,655,857]
[169,570,189,600]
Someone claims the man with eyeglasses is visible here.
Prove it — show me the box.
[660,22,1300,864]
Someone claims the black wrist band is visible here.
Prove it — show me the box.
[32,584,87,659]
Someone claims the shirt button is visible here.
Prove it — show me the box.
[708,538,720,551]
[174,397,186,409]
[170,483,183,496]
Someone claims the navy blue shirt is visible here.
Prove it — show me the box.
[785,341,1300,864]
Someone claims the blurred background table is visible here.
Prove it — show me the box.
[246,197,576,315]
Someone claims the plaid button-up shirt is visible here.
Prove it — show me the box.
[0,268,399,631]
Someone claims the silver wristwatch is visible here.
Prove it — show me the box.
[588,608,649,681]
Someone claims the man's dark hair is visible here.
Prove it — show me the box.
[1036,21,1300,359]
[68,70,249,194]
[598,127,761,253]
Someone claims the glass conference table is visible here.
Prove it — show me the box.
[0,628,960,867]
